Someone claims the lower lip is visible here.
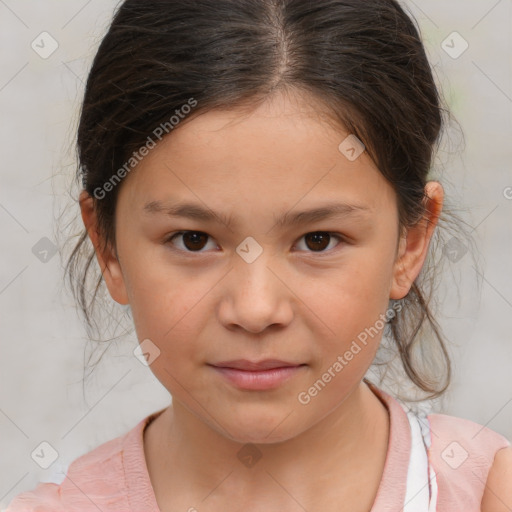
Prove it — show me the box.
[210,365,305,390]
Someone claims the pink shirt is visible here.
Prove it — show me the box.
[6,383,510,511]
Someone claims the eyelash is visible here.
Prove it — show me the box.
[163,231,346,256]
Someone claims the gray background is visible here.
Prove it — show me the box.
[0,0,511,506]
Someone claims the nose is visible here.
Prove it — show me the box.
[217,255,294,334]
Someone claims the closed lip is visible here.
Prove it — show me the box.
[209,359,304,371]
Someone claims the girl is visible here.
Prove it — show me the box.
[7,0,511,511]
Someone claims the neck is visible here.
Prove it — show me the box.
[144,380,389,509]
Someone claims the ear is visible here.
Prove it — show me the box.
[390,181,443,300]
[79,190,129,305]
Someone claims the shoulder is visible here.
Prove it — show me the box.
[481,446,512,512]
[6,423,135,511]
[5,481,63,512]
[427,412,510,461]
[425,412,511,508]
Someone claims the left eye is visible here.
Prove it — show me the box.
[294,232,343,253]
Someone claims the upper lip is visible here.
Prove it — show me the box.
[210,359,303,371]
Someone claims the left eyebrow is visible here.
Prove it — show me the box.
[142,199,372,230]
[273,202,372,229]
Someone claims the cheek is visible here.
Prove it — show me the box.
[129,277,205,341]
[300,255,394,355]
[129,286,208,394]
[119,253,185,336]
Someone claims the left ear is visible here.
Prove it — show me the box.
[390,181,443,300]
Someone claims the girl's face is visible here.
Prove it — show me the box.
[85,90,438,443]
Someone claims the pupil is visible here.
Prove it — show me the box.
[184,232,207,250]
[306,232,329,251]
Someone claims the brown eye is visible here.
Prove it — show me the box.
[166,231,214,252]
[305,232,330,251]
[182,232,208,251]
[296,232,343,253]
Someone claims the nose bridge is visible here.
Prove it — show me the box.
[236,250,276,295]
[219,242,293,332]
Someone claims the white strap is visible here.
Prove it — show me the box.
[402,408,438,511]
[39,461,69,485]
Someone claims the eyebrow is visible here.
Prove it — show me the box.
[143,199,372,229]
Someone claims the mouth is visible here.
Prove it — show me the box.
[208,359,307,390]
[211,359,304,371]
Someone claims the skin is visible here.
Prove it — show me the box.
[80,89,446,511]
[480,447,512,511]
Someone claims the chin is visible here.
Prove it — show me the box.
[219,410,304,445]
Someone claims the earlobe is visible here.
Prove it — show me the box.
[79,190,130,305]
[389,182,444,300]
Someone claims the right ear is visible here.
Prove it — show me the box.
[79,190,129,305]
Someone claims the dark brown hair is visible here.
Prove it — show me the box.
[64,0,475,401]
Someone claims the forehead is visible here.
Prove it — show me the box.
[116,90,395,220]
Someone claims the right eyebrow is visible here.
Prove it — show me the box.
[143,200,234,227]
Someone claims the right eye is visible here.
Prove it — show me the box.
[163,231,219,253]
